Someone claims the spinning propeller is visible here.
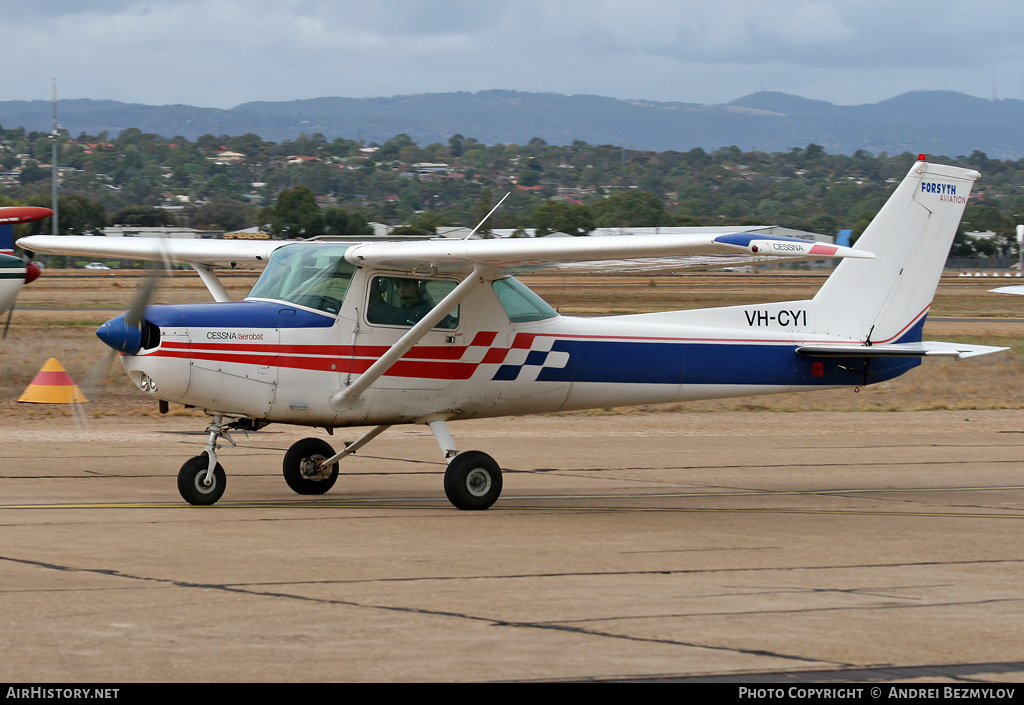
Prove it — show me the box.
[95,269,161,355]
[85,254,170,399]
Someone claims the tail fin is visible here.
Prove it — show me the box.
[813,158,979,343]
[0,224,13,255]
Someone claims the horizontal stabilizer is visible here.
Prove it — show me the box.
[797,341,1008,360]
[990,285,1024,296]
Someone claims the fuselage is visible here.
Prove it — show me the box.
[0,253,28,314]
[107,244,919,428]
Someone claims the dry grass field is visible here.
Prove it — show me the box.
[3,267,1024,417]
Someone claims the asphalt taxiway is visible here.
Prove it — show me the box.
[1,409,1022,682]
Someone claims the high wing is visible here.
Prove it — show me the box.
[343,232,874,274]
[16,235,283,267]
[18,232,873,279]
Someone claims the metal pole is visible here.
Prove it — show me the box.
[1016,224,1023,274]
[51,80,59,237]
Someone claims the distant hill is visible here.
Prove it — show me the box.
[2,89,1023,158]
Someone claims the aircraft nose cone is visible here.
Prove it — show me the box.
[96,314,142,355]
[24,262,40,285]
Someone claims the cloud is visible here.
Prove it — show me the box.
[3,0,1022,109]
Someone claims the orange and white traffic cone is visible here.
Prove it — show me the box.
[17,358,88,404]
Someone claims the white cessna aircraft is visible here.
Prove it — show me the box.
[19,158,1004,509]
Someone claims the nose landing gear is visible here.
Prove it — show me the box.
[176,414,236,506]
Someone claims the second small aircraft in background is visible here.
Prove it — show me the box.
[0,206,52,329]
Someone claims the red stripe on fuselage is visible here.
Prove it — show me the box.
[162,331,501,362]
[152,347,478,379]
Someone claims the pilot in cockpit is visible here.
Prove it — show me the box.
[369,277,434,325]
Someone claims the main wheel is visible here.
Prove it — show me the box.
[283,438,339,495]
[444,451,502,510]
[178,454,226,506]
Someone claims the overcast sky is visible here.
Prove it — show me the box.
[4,0,1022,109]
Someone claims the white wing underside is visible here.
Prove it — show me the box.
[17,233,874,276]
[15,236,281,268]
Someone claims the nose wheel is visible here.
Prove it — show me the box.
[177,454,226,506]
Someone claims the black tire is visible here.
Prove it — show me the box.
[283,437,339,495]
[178,454,226,506]
[444,451,502,510]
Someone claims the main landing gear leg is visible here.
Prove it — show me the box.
[281,425,393,496]
[427,418,503,511]
[177,414,235,505]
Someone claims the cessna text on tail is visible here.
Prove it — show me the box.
[19,159,1004,509]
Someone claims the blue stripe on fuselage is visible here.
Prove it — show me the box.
[527,339,918,387]
[143,301,335,329]
[518,318,926,387]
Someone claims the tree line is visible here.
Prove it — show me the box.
[2,124,1022,256]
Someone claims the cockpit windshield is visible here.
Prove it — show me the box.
[247,244,356,315]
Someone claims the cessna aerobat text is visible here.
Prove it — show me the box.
[19,159,1003,509]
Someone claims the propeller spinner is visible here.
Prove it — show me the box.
[96,268,163,355]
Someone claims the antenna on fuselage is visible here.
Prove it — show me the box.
[464,192,510,240]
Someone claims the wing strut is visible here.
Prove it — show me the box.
[329,264,492,410]
[316,424,392,469]
[192,264,231,302]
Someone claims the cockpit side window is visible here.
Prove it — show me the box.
[492,277,558,322]
[247,244,356,315]
[366,276,460,329]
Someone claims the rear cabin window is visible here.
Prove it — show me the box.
[366,276,460,329]
[247,244,356,315]
[492,277,558,323]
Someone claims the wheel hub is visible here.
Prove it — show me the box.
[194,472,216,494]
[300,455,328,480]
[465,468,491,497]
